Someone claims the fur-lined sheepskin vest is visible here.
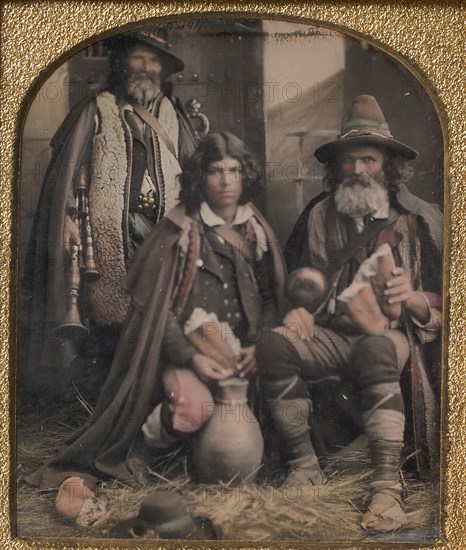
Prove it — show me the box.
[88,91,181,326]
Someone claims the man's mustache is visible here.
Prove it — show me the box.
[341,172,381,188]
[128,72,159,84]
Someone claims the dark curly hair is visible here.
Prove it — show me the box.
[323,147,413,202]
[178,132,263,212]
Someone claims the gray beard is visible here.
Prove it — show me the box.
[334,173,389,218]
[126,74,161,105]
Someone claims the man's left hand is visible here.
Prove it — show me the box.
[384,266,430,324]
[383,267,413,305]
[237,346,257,379]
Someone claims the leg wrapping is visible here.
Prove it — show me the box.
[262,379,324,484]
[352,337,404,480]
[352,337,407,530]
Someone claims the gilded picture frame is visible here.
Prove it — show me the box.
[2,1,465,548]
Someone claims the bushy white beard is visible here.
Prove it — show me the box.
[126,73,160,105]
[334,173,389,217]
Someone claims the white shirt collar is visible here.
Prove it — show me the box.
[372,201,390,220]
[199,201,254,227]
[199,201,268,259]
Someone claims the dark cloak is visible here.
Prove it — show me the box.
[25,204,287,490]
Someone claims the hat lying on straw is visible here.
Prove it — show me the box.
[115,490,216,540]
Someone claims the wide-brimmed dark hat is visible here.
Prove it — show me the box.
[104,29,184,73]
[115,490,216,540]
[315,95,418,163]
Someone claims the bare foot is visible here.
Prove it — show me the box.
[55,476,95,520]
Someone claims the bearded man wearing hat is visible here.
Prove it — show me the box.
[257,95,442,532]
[22,29,197,392]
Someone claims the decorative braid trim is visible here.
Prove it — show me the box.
[152,95,181,215]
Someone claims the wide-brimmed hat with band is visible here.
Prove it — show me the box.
[104,29,184,74]
[315,95,418,163]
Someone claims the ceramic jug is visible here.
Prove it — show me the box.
[193,378,264,484]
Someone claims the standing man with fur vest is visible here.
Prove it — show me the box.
[21,29,197,396]
[257,95,442,532]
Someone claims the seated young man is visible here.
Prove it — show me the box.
[27,133,287,523]
[140,132,287,450]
